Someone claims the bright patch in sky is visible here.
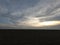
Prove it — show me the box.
[16,17,60,27]
[39,21,60,27]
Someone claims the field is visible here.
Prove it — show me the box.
[0,30,60,45]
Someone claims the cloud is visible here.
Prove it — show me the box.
[0,0,60,29]
[14,0,60,26]
[16,17,60,27]
[0,23,17,29]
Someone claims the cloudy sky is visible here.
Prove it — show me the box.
[0,0,60,29]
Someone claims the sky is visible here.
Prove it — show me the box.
[0,0,60,29]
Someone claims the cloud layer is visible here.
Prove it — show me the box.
[0,0,60,29]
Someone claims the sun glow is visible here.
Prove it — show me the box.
[39,21,60,27]
[28,21,60,27]
[18,21,60,27]
[17,17,60,27]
